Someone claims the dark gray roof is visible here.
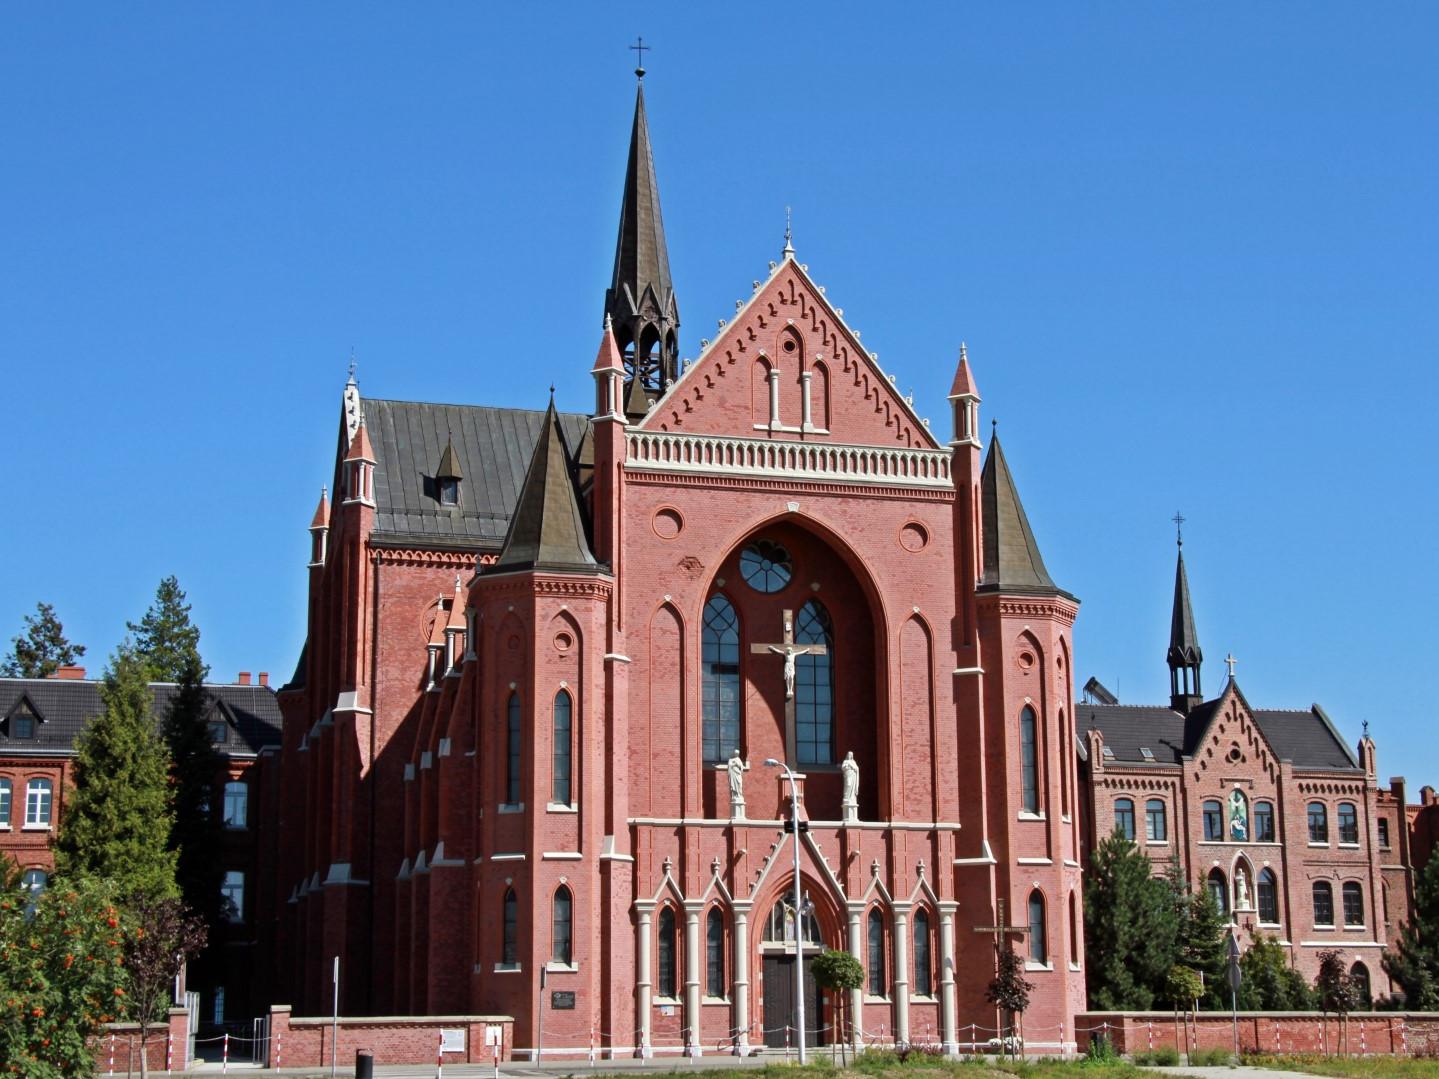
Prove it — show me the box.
[0,678,282,757]
[1078,695,1360,772]
[491,403,600,574]
[1168,549,1203,666]
[978,434,1071,597]
[361,399,589,549]
[606,83,677,339]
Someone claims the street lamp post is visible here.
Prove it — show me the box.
[765,758,808,1065]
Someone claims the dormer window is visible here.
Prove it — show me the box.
[439,478,459,506]
[5,699,41,740]
[208,706,229,745]
[435,436,463,507]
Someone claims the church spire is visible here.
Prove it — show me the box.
[604,71,680,420]
[491,402,599,575]
[1167,521,1204,712]
[978,433,1061,594]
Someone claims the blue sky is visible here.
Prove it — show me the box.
[3,7,1435,786]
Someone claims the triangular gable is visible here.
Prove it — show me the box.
[641,257,942,450]
[1185,681,1281,785]
[3,692,46,738]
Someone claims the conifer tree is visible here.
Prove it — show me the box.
[1084,830,1179,1009]
[1384,854,1439,1009]
[1,601,86,677]
[1178,888,1229,1009]
[165,649,224,928]
[128,576,203,683]
[54,645,178,901]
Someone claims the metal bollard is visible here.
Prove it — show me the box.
[356,1050,375,1079]
[223,1032,230,1074]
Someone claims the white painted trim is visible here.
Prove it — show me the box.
[1017,857,1052,866]
[953,666,984,676]
[491,852,526,862]
[542,852,584,861]
[604,653,632,664]
[1300,940,1384,948]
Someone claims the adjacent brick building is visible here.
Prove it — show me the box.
[0,669,282,1028]
[269,74,1087,1057]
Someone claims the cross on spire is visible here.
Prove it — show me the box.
[1172,511,1186,547]
[630,36,649,78]
[1225,652,1238,679]
[782,205,794,258]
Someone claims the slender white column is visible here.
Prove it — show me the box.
[732,905,752,1055]
[800,371,814,430]
[892,904,911,1045]
[684,903,703,1055]
[847,905,865,1053]
[939,902,958,1055]
[635,904,654,1058]
[768,368,781,430]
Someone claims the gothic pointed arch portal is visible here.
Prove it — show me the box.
[705,517,882,821]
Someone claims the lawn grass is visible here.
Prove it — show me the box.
[1240,1054,1439,1078]
[635,1050,1147,1079]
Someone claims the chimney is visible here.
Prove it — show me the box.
[258,672,269,687]
[50,665,87,680]
[238,671,252,686]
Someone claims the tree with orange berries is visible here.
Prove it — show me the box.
[0,858,130,1079]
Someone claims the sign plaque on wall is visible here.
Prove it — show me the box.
[439,1029,466,1053]
[551,990,577,1010]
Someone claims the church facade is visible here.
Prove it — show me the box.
[270,76,1089,1057]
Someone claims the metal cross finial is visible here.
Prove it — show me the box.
[1172,511,1186,547]
[1225,652,1237,678]
[782,205,795,258]
[630,36,649,78]
[1363,718,1370,738]
[347,349,357,384]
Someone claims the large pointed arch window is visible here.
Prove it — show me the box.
[552,690,572,805]
[706,907,725,998]
[795,600,834,765]
[552,886,573,965]
[867,908,886,996]
[912,909,933,996]
[702,596,741,764]
[502,888,519,967]
[1020,707,1039,813]
[657,907,678,999]
[505,693,522,805]
[1028,890,1048,965]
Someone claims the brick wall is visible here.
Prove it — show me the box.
[266,1005,514,1067]
[1076,1011,1439,1057]
[93,1007,191,1073]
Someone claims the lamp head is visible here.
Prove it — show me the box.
[765,758,780,767]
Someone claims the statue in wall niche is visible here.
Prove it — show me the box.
[1235,866,1250,909]
[1229,788,1249,841]
[727,750,748,809]
[841,751,860,805]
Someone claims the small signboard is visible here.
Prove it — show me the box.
[551,990,577,1010]
[440,1028,466,1053]
[484,1025,504,1048]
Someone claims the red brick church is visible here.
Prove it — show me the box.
[270,73,1099,1057]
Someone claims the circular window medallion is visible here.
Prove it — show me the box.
[653,507,683,539]
[739,540,792,593]
[1018,651,1036,670]
[899,522,929,552]
[1227,745,1243,763]
[554,631,574,654]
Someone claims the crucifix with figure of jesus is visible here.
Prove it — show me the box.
[750,609,827,764]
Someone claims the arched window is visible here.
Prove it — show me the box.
[1258,869,1279,924]
[795,600,835,765]
[1146,798,1167,842]
[1351,962,1372,1008]
[552,690,572,805]
[223,780,248,829]
[1028,891,1047,965]
[552,886,573,965]
[706,907,725,998]
[1338,803,1360,845]
[502,888,519,966]
[1313,881,1334,926]
[1114,798,1135,841]
[1020,707,1040,813]
[867,908,886,996]
[701,596,741,764]
[763,896,820,945]
[505,693,522,805]
[1343,882,1365,926]
[1254,801,1275,842]
[657,907,678,998]
[1308,802,1329,843]
[913,910,932,996]
[1068,892,1078,966]
[25,778,51,827]
[1208,869,1229,915]
[0,778,10,824]
[1203,799,1224,841]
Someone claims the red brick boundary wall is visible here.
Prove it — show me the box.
[1077,1011,1439,1057]
[93,1007,192,1073]
[265,1005,514,1069]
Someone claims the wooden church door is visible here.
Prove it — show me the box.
[761,955,825,1048]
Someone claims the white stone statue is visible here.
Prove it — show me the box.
[1235,867,1250,910]
[766,643,802,699]
[841,751,859,805]
[727,750,747,804]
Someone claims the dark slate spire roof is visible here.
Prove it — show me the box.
[608,83,673,328]
[978,434,1064,595]
[490,401,599,574]
[1168,549,1203,667]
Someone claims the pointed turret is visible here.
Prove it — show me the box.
[308,486,330,567]
[491,403,599,574]
[1167,540,1204,712]
[978,433,1061,594]
[604,77,680,419]
[948,343,980,447]
[342,420,376,506]
[309,485,331,530]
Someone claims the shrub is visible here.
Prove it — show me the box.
[1086,1032,1118,1062]
[1187,1046,1234,1066]
[1132,1046,1180,1066]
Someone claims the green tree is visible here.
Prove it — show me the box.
[1238,933,1314,1010]
[811,949,863,1063]
[54,646,178,901]
[163,650,224,930]
[0,860,130,1079]
[1177,889,1229,1009]
[1384,854,1439,1009]
[124,895,207,1079]
[128,577,203,683]
[1316,949,1358,1055]
[1084,830,1179,1009]
[1,602,85,678]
